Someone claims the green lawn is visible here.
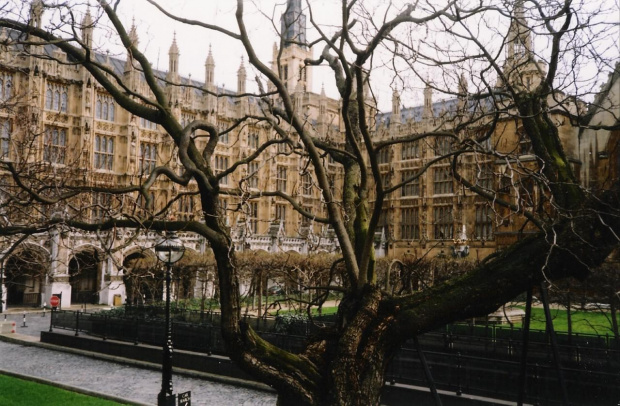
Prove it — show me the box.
[269,306,339,316]
[513,307,616,335]
[0,374,127,406]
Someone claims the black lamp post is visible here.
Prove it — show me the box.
[154,232,185,406]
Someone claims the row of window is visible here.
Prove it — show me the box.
[400,205,494,240]
[0,123,155,169]
[377,137,453,164]
[44,83,117,122]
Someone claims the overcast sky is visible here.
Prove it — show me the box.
[13,0,619,110]
[111,0,345,103]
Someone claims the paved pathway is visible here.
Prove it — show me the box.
[1,310,277,406]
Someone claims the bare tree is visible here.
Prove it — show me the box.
[0,0,619,404]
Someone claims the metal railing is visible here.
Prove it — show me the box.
[49,308,620,405]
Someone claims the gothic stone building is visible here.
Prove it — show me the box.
[0,0,601,310]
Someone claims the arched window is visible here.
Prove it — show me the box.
[96,93,115,122]
[60,91,68,113]
[0,73,12,102]
[53,90,60,110]
[108,103,115,121]
[94,135,115,170]
[1,120,10,158]
[45,87,53,110]
[44,82,68,111]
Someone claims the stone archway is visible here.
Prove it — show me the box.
[4,245,48,307]
[69,250,100,304]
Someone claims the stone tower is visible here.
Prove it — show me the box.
[277,0,313,92]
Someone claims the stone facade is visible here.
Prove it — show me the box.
[1,1,608,310]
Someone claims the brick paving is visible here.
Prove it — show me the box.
[0,310,277,406]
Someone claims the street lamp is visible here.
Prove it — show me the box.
[154,232,185,406]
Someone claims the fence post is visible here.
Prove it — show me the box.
[456,352,462,396]
[75,311,80,337]
[414,336,443,406]
[533,363,540,406]
[517,284,533,406]
[49,307,54,332]
[540,283,569,406]
[103,314,108,341]
[134,316,139,345]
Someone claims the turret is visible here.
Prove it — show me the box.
[237,57,246,95]
[391,89,401,125]
[281,0,306,49]
[29,0,44,29]
[458,73,468,110]
[124,19,139,73]
[423,82,433,119]
[506,0,533,63]
[278,1,313,92]
[167,32,180,82]
[81,9,93,50]
[502,1,546,91]
[204,45,215,90]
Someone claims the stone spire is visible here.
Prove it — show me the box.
[29,0,44,29]
[81,9,93,49]
[237,57,246,95]
[423,81,433,119]
[167,32,180,81]
[204,45,215,89]
[458,72,468,95]
[128,18,139,48]
[124,18,139,73]
[391,89,401,125]
[502,0,546,90]
[458,73,468,110]
[506,0,533,63]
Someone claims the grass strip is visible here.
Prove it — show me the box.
[513,307,615,335]
[0,374,127,406]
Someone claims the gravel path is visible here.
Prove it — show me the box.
[1,311,277,406]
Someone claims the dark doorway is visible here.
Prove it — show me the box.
[69,251,100,304]
[4,250,45,307]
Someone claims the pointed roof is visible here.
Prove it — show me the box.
[205,44,214,65]
[128,17,139,47]
[82,9,93,27]
[281,0,307,48]
[169,32,179,55]
[237,56,246,75]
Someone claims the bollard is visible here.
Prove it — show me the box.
[42,302,46,317]
[456,352,462,396]
[21,312,28,328]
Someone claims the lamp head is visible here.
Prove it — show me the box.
[154,232,185,264]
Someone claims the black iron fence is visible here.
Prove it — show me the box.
[385,349,619,406]
[49,309,620,406]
